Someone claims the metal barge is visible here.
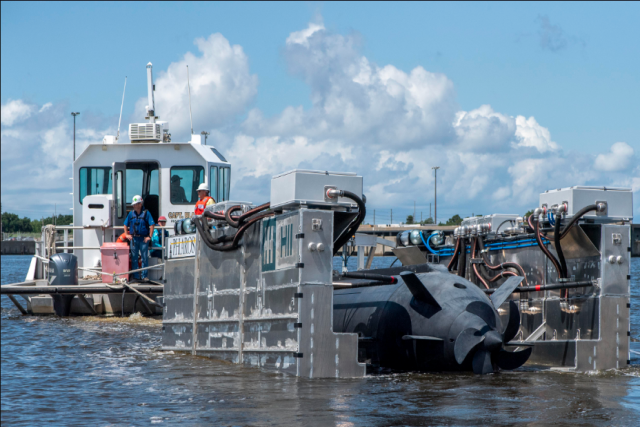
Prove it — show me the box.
[1,62,633,378]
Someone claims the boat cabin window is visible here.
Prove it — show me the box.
[79,167,112,204]
[218,167,230,202]
[210,147,227,162]
[210,166,218,201]
[170,166,204,204]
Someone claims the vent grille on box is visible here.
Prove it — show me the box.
[129,123,161,141]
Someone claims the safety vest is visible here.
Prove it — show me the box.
[194,196,213,216]
[129,209,150,237]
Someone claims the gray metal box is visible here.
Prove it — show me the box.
[539,186,633,221]
[270,170,363,210]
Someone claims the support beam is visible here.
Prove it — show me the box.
[7,295,28,315]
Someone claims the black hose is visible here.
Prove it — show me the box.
[457,237,467,278]
[332,190,367,256]
[225,205,243,228]
[554,213,568,278]
[495,219,515,233]
[194,216,235,251]
[560,204,597,239]
[532,216,563,280]
[341,271,398,284]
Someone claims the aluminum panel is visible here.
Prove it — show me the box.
[600,225,630,296]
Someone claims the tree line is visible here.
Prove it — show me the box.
[405,214,464,226]
[1,210,73,233]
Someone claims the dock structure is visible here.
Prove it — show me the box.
[1,240,36,255]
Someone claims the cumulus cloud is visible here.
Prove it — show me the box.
[132,33,258,140]
[594,142,635,172]
[2,19,637,220]
[1,99,34,126]
[1,100,114,214]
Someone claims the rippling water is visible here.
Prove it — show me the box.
[2,255,639,426]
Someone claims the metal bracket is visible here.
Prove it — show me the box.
[293,352,304,358]
[294,292,303,299]
[295,233,305,239]
[295,263,305,269]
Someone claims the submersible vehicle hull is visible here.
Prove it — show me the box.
[333,268,532,374]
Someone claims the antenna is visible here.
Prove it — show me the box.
[146,62,155,123]
[187,65,194,135]
[116,76,127,141]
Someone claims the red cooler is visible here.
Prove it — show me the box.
[100,242,130,283]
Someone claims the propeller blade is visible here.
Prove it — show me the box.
[495,348,533,371]
[502,300,521,343]
[490,276,524,308]
[454,328,484,364]
[466,301,496,329]
[472,350,494,374]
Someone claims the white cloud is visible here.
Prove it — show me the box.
[1,99,34,126]
[286,21,325,47]
[1,100,114,215]
[132,33,258,140]
[514,115,559,153]
[2,20,638,220]
[594,142,635,172]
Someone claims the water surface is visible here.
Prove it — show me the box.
[2,255,639,426]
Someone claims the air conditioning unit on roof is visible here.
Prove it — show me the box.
[129,123,162,142]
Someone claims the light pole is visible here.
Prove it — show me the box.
[201,130,210,146]
[71,112,80,161]
[432,166,440,225]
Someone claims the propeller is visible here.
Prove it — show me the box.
[502,300,521,343]
[453,298,531,374]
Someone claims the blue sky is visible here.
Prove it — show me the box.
[1,1,639,221]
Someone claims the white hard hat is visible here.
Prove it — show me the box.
[196,183,209,192]
[132,195,143,204]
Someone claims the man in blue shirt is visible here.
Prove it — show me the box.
[123,195,155,282]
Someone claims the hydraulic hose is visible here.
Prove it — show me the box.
[477,235,529,286]
[332,190,367,256]
[554,213,568,279]
[447,237,461,271]
[421,231,438,255]
[225,205,244,228]
[457,237,467,278]
[531,215,563,280]
[471,238,490,289]
[488,270,517,282]
[195,217,234,250]
[495,219,515,233]
[560,204,597,239]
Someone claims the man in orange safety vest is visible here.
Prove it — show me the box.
[194,183,215,216]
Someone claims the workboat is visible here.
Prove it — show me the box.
[2,62,232,316]
[1,63,633,378]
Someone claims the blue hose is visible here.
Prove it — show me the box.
[420,231,439,255]
[548,212,555,226]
